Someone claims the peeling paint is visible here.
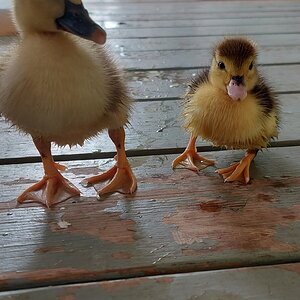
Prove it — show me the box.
[34,246,64,254]
[100,277,149,291]
[155,277,174,284]
[111,252,132,260]
[49,201,137,245]
[277,263,300,273]
[199,200,223,212]
[164,177,300,253]
[257,193,273,202]
[0,268,100,290]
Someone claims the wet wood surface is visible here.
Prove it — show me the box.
[0,0,300,298]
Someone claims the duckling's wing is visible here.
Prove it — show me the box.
[251,74,280,138]
[252,74,280,118]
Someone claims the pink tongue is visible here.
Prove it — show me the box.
[227,80,247,101]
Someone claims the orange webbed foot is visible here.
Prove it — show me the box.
[17,138,80,208]
[81,127,137,198]
[82,163,137,196]
[216,150,257,184]
[172,136,215,172]
[17,172,80,208]
[172,150,215,172]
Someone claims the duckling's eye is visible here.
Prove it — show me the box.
[249,62,254,70]
[218,62,225,70]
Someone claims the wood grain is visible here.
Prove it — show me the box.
[1,263,299,300]
[1,93,299,161]
[98,17,300,29]
[0,147,300,290]
[109,33,300,52]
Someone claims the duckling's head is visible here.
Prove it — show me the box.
[210,37,258,101]
[13,0,106,44]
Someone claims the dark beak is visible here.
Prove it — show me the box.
[56,0,106,45]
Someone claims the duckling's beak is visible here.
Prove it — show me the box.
[227,76,247,101]
[56,0,106,45]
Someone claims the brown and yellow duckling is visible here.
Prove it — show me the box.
[173,37,279,183]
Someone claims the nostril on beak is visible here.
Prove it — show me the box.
[232,76,244,85]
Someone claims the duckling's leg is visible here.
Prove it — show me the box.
[17,137,80,207]
[216,149,258,184]
[172,135,215,172]
[82,127,137,196]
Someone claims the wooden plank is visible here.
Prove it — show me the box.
[105,24,300,39]
[117,47,300,70]
[0,146,300,290]
[1,263,299,299]
[98,17,300,29]
[126,65,300,96]
[3,33,300,54]
[2,18,299,39]
[2,39,300,70]
[86,2,300,14]
[3,0,297,16]
[86,0,300,3]
[108,34,300,52]
[89,11,300,21]
[0,93,299,161]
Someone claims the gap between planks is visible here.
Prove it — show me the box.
[1,141,300,166]
[124,62,300,72]
[1,256,300,293]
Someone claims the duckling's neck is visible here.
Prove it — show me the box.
[20,30,68,41]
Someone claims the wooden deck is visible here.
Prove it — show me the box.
[0,0,300,298]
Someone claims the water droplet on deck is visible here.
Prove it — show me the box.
[170,83,179,88]
[103,21,120,29]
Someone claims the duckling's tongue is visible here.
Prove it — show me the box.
[227,79,247,101]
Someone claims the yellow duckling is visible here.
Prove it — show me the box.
[0,0,137,207]
[173,37,279,183]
